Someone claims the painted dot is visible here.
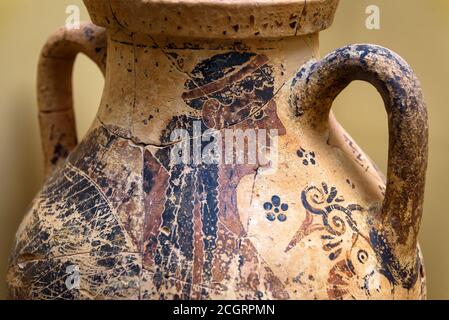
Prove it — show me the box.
[281,203,289,211]
[263,202,273,210]
[274,208,279,213]
[278,214,287,222]
[266,212,276,221]
[271,195,281,206]
[303,159,308,165]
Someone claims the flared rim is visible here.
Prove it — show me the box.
[84,0,339,39]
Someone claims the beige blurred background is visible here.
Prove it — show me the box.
[0,0,448,299]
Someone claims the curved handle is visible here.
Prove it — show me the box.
[290,44,428,287]
[37,22,107,178]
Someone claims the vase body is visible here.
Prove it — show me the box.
[7,0,428,300]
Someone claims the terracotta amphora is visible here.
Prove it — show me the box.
[7,0,428,300]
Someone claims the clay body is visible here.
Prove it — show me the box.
[7,0,428,300]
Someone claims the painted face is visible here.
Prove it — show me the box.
[182,51,284,133]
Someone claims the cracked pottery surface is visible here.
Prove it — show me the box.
[7,0,428,300]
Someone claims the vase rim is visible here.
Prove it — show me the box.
[84,0,339,39]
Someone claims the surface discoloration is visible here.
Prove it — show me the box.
[84,0,339,39]
[8,163,141,299]
[8,1,427,300]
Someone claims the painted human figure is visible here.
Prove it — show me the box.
[142,52,287,299]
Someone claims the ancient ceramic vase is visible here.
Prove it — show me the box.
[8,0,428,300]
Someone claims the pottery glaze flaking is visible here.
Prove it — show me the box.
[7,0,427,300]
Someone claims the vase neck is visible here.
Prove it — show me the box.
[95,32,319,146]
